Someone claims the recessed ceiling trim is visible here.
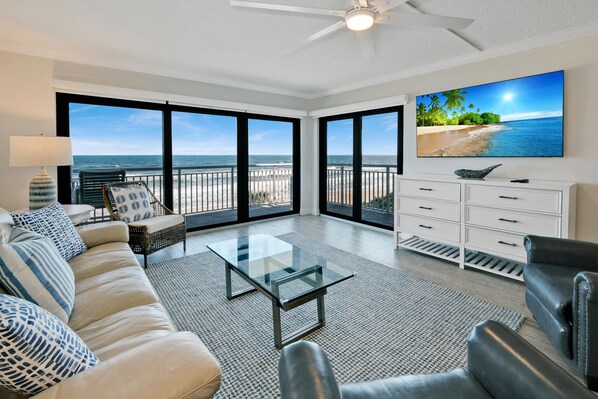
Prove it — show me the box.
[52,79,308,118]
[308,21,598,99]
[308,94,407,118]
[0,40,312,100]
[2,21,598,100]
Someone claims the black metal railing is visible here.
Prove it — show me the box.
[326,164,397,214]
[72,164,293,220]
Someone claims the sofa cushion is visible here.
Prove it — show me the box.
[128,214,185,234]
[76,221,129,248]
[523,262,579,322]
[69,241,140,282]
[76,303,176,359]
[109,185,155,223]
[11,202,87,261]
[0,207,13,244]
[0,294,99,396]
[0,227,75,323]
[68,267,159,331]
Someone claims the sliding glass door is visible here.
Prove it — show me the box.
[319,106,403,229]
[57,93,300,231]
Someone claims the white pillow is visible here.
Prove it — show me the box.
[110,185,156,223]
[0,227,75,323]
[0,294,99,396]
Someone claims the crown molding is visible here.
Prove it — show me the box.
[0,40,312,100]
[2,21,598,101]
[307,21,598,99]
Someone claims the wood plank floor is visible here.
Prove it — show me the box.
[146,214,578,380]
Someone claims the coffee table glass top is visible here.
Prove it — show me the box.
[207,234,355,305]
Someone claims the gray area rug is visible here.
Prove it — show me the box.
[146,233,525,399]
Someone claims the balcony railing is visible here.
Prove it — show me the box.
[327,164,397,214]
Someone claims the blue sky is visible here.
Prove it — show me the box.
[327,112,398,156]
[417,71,563,122]
[69,105,293,155]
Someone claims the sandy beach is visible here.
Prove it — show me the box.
[417,124,507,156]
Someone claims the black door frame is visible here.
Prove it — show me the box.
[56,93,301,231]
[318,105,403,230]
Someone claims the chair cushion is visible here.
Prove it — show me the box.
[11,202,87,261]
[128,214,185,234]
[0,294,99,396]
[523,262,579,323]
[0,227,75,323]
[109,185,155,223]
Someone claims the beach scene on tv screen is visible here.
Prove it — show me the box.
[416,71,563,157]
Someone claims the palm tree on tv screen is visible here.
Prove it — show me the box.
[442,89,467,111]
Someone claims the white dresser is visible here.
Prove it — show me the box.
[394,174,576,281]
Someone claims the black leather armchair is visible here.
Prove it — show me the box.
[278,321,593,399]
[523,234,598,390]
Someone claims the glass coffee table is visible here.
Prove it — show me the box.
[207,234,356,349]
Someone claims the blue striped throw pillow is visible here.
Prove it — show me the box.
[0,294,99,396]
[11,202,87,261]
[0,227,75,323]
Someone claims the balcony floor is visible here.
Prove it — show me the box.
[326,203,393,227]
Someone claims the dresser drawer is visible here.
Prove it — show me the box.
[397,179,460,202]
[396,214,460,243]
[465,184,562,213]
[465,226,527,259]
[465,205,561,237]
[396,196,460,222]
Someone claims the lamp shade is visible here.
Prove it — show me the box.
[9,136,73,167]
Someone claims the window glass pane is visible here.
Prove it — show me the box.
[172,112,237,229]
[248,119,293,218]
[326,119,353,217]
[69,103,163,221]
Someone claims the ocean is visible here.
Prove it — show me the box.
[73,154,397,175]
[484,116,563,157]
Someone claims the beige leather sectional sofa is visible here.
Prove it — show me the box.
[0,211,221,399]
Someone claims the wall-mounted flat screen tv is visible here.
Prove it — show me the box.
[416,70,564,157]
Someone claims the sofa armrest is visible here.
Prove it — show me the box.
[76,221,129,248]
[279,341,342,399]
[468,320,594,399]
[573,271,598,390]
[32,332,221,399]
[524,235,598,271]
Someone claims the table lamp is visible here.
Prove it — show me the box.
[9,135,73,210]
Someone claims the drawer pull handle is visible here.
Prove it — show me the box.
[498,218,518,223]
[499,195,518,200]
[498,240,517,247]
[419,187,433,191]
[419,224,432,229]
[419,206,432,210]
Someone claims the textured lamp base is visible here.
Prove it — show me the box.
[29,167,57,210]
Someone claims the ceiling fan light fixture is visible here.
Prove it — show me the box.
[346,9,375,31]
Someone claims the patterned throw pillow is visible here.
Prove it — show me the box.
[11,202,87,261]
[0,294,99,396]
[110,185,156,223]
[0,227,75,323]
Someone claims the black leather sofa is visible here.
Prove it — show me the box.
[278,320,593,399]
[523,234,598,390]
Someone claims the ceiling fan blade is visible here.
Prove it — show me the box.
[377,12,474,30]
[355,29,377,59]
[371,0,409,14]
[230,1,345,18]
[283,21,346,55]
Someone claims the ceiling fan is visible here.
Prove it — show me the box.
[230,0,474,57]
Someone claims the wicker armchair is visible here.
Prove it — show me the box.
[103,181,186,268]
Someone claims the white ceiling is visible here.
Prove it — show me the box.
[1,0,598,98]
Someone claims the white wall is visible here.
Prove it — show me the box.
[312,34,598,242]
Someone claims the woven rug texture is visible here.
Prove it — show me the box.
[146,232,525,399]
